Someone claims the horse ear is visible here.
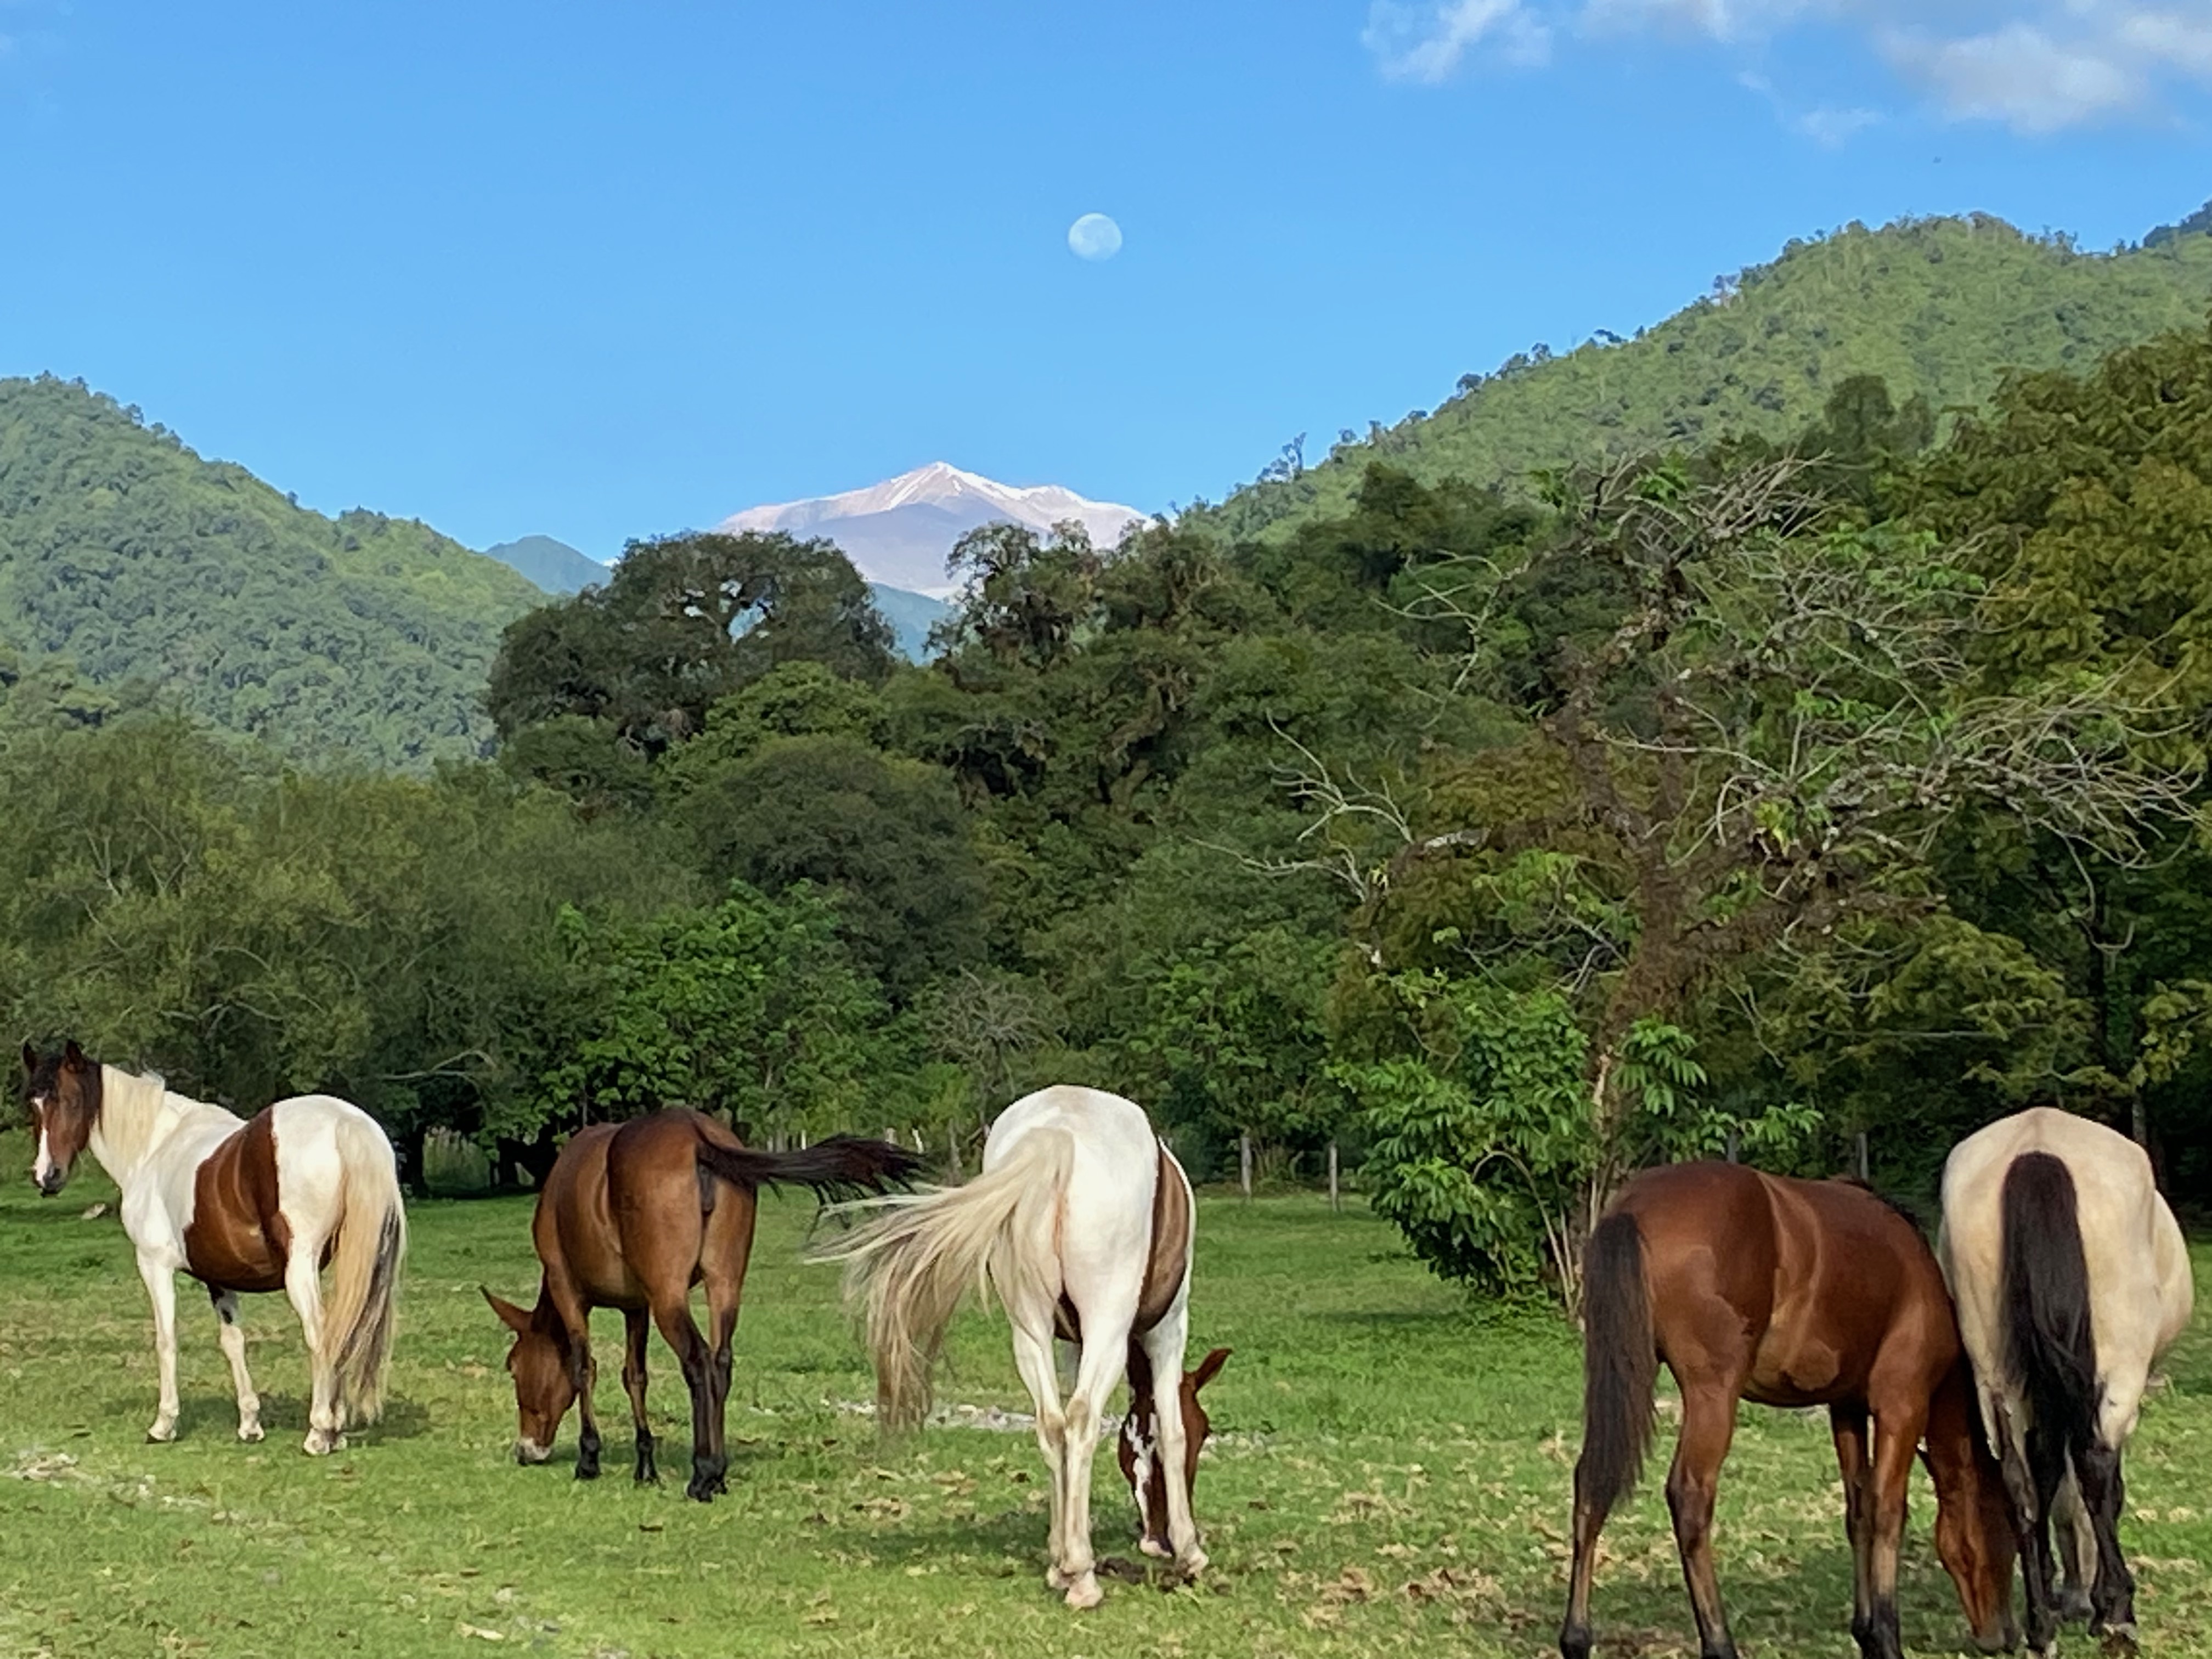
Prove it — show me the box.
[61,1040,86,1071]
[480,1287,531,1334]
[1189,1347,1231,1392]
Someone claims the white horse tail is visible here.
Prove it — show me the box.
[325,1111,409,1426]
[1999,1150,2100,1459]
[819,1128,1075,1432]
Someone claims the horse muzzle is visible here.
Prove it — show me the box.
[514,1438,554,1465]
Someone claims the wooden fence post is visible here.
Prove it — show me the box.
[1239,1133,1253,1203]
[1328,1141,1340,1212]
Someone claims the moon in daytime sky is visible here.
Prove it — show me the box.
[1067,213,1123,261]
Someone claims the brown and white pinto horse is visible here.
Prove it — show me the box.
[816,1085,1229,1610]
[1939,1107,2196,1657]
[1560,1161,2017,1659]
[22,1041,407,1455]
[482,1108,922,1502]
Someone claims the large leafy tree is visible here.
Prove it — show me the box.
[487,529,895,760]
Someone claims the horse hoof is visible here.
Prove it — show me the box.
[1175,1545,1210,1576]
[2061,1590,2095,1624]
[1063,1578,1104,1611]
[1045,1565,1071,1591]
[1138,1537,1171,1560]
[303,1429,345,1456]
[236,1421,264,1444]
[574,1463,601,1481]
[685,1479,718,1503]
[146,1421,177,1444]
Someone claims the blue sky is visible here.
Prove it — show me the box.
[6,1,2212,559]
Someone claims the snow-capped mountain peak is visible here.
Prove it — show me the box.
[716,463,1146,595]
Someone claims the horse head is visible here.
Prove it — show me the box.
[21,1040,100,1197]
[1925,1356,2021,1655]
[1118,1345,1231,1559]
[481,1287,574,1464]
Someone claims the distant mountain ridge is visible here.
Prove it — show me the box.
[0,375,541,768]
[1205,212,2212,543]
[484,534,609,596]
[719,461,1146,594]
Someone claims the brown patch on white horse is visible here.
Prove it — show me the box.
[182,1113,297,1294]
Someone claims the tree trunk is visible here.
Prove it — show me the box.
[1239,1132,1252,1202]
[946,1117,963,1180]
[1328,1141,1340,1212]
[1856,1130,1870,1182]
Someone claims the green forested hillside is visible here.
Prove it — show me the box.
[0,375,545,768]
[1209,213,2212,540]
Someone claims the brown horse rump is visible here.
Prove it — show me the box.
[182,1111,299,1294]
[1054,1143,1189,1344]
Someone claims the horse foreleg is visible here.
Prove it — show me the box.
[1667,1385,1742,1659]
[1009,1322,1070,1592]
[1138,1313,1206,1575]
[135,1252,182,1443]
[1858,1402,1923,1659]
[652,1301,719,1502]
[622,1307,657,1484]
[1829,1403,1874,1651]
[568,1325,602,1481]
[209,1288,263,1442]
[283,1246,342,1454]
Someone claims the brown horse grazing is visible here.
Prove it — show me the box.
[1560,1162,2018,1659]
[482,1109,921,1502]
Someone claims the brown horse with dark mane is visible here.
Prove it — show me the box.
[482,1109,921,1501]
[1560,1161,2018,1659]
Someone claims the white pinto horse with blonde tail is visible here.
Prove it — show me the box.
[815,1085,1228,1610]
[23,1041,408,1455]
[1938,1106,2194,1658]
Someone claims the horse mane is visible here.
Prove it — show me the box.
[92,1064,189,1174]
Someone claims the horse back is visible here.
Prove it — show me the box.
[1619,1163,1951,1408]
[179,1109,292,1294]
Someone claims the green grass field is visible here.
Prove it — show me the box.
[1,1130,2206,1659]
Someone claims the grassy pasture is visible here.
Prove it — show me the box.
[1,1128,2207,1659]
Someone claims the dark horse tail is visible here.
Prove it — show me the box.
[695,1133,926,1207]
[1575,1210,1658,1517]
[2000,1150,2101,1459]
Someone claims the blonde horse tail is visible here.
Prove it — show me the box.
[812,1128,1075,1432]
[325,1111,409,1426]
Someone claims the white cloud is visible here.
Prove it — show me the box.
[1581,0,1818,42]
[1366,0,2212,134]
[1363,0,1553,81]
[1796,103,1883,144]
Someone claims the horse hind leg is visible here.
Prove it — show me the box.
[1828,1404,1875,1654]
[1667,1383,1743,1659]
[1056,1313,1135,1611]
[1009,1321,1073,1593]
[283,1245,344,1455]
[210,1288,264,1442]
[622,1307,657,1485]
[1858,1398,1928,1659]
[2052,1463,2096,1624]
[2076,1430,2140,1643]
[651,1298,721,1502]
